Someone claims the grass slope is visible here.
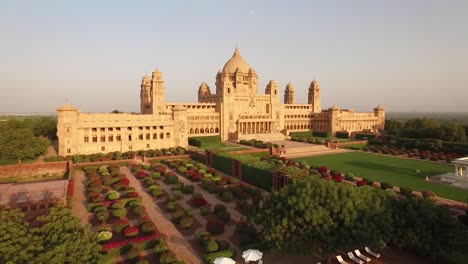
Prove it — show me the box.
[295,152,468,202]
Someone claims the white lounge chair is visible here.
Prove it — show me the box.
[336,255,350,264]
[364,247,381,258]
[354,250,371,262]
[347,252,364,264]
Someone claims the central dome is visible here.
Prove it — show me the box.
[222,48,252,73]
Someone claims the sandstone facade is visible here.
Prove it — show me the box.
[57,48,384,156]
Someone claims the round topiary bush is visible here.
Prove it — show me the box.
[200,205,211,216]
[214,204,227,214]
[166,202,176,211]
[154,238,169,255]
[216,211,231,223]
[126,247,140,260]
[171,210,185,223]
[111,201,125,209]
[221,191,234,202]
[141,222,156,234]
[106,190,120,200]
[160,251,177,264]
[112,208,127,219]
[206,217,225,234]
[151,172,161,179]
[180,217,194,229]
[132,205,146,216]
[183,185,195,194]
[97,231,113,243]
[151,189,164,198]
[95,210,109,223]
[203,239,219,253]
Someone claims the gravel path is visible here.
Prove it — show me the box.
[121,167,202,264]
[70,170,90,226]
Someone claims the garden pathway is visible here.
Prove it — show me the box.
[121,167,202,264]
[71,170,90,226]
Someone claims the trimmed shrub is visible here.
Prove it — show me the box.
[141,222,156,234]
[166,202,176,211]
[151,189,164,198]
[200,205,211,216]
[95,210,109,223]
[203,249,237,264]
[217,240,230,251]
[400,187,413,197]
[183,185,195,194]
[207,217,225,234]
[106,190,120,200]
[194,197,208,207]
[180,217,194,229]
[344,173,354,181]
[381,182,393,189]
[216,211,231,223]
[214,204,227,214]
[154,238,169,254]
[203,239,219,253]
[363,178,374,185]
[171,210,185,223]
[356,180,367,187]
[114,219,130,233]
[172,190,183,200]
[97,231,113,243]
[221,191,234,202]
[151,172,161,179]
[112,208,127,219]
[160,251,177,264]
[126,248,140,260]
[132,205,146,216]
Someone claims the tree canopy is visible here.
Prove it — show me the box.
[249,177,468,262]
[0,206,110,264]
[384,118,467,142]
[0,119,51,160]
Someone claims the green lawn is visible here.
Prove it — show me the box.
[295,152,468,202]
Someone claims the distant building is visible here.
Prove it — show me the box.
[57,48,384,156]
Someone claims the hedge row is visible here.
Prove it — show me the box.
[188,136,221,148]
[242,163,272,191]
[335,131,349,139]
[313,131,331,138]
[212,153,232,175]
[290,131,314,138]
[354,133,376,140]
[203,248,236,264]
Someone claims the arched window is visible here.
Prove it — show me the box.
[195,128,199,134]
[200,128,205,134]
[215,127,219,133]
[210,128,214,133]
[189,128,194,134]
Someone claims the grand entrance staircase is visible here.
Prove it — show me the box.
[270,141,350,158]
[239,133,288,142]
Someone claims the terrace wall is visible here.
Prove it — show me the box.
[0,161,70,179]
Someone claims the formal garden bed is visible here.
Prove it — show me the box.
[365,145,461,162]
[81,164,184,263]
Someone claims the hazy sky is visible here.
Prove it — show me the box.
[1,0,467,113]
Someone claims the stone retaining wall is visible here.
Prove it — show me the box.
[0,161,70,179]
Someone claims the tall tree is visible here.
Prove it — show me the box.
[384,119,402,135]
[250,177,392,259]
[0,206,110,264]
[0,120,49,160]
[438,123,466,142]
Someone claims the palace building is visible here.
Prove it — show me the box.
[56,48,385,156]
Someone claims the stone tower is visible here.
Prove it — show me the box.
[198,82,211,102]
[140,68,166,114]
[140,75,152,114]
[151,68,166,114]
[308,79,321,113]
[284,83,296,104]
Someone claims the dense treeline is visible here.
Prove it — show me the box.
[0,117,56,161]
[249,177,468,263]
[0,206,110,263]
[385,118,467,142]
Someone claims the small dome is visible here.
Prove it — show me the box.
[222,48,252,74]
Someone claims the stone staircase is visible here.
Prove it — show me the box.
[239,133,288,142]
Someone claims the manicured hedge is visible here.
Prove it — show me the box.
[242,162,272,191]
[335,131,349,139]
[313,131,331,138]
[355,133,376,140]
[188,136,221,147]
[290,131,314,137]
[212,153,232,175]
[202,248,237,264]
